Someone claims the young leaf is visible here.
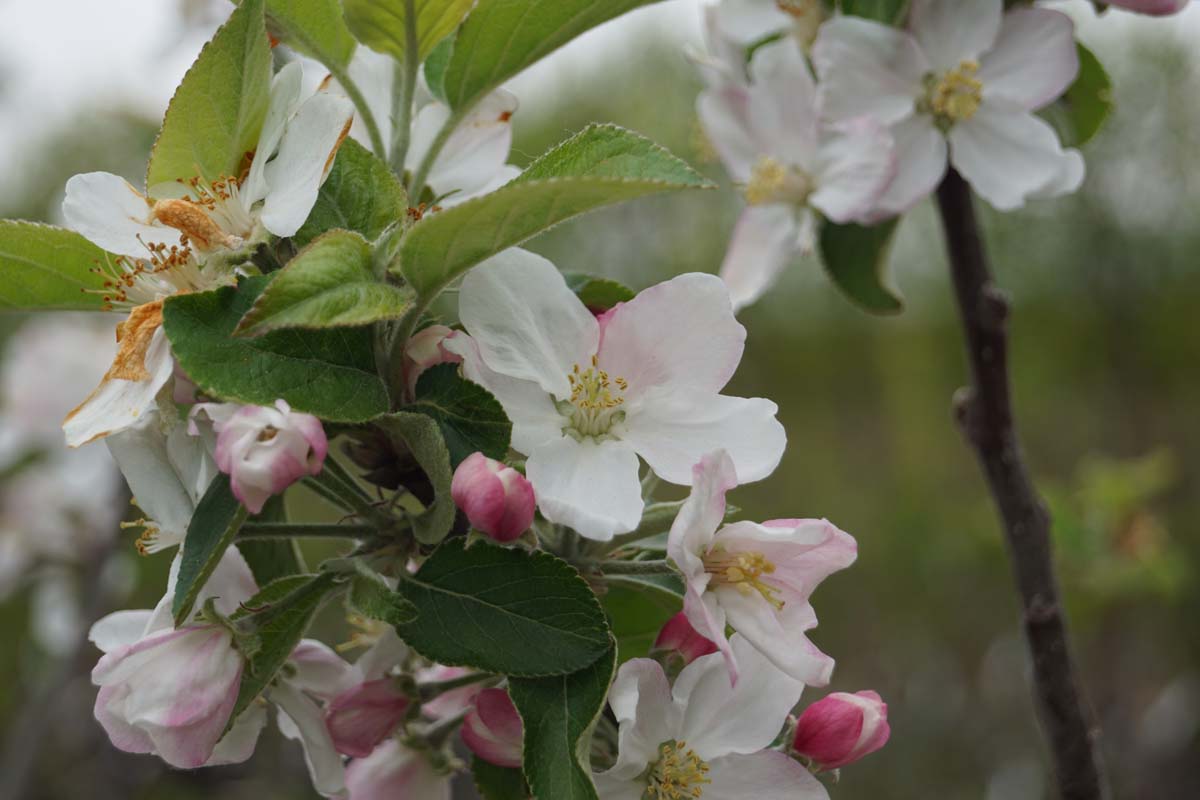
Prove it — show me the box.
[343,0,473,63]
[350,566,418,626]
[295,139,408,249]
[235,231,415,336]
[393,539,611,677]
[441,0,669,112]
[249,0,357,68]
[0,221,110,311]
[374,412,457,545]
[839,0,910,24]
[396,124,712,297]
[602,574,682,662]
[147,0,272,188]
[408,364,512,468]
[508,643,617,800]
[473,757,530,800]
[163,275,389,422]
[1058,44,1113,148]
[173,474,250,625]
[818,218,904,315]
[563,273,635,312]
[231,574,316,620]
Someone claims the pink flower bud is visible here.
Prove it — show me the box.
[653,612,719,665]
[1107,0,1188,15]
[792,690,890,770]
[324,679,410,758]
[450,452,535,542]
[403,324,461,396]
[461,688,523,768]
[202,399,328,514]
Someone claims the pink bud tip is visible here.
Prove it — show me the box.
[792,690,890,770]
[451,453,536,542]
[324,679,410,758]
[652,612,719,665]
[461,688,523,768]
[403,324,462,396]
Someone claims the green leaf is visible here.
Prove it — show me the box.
[343,0,474,63]
[602,574,682,663]
[235,231,415,336]
[173,475,250,625]
[563,273,634,312]
[1058,43,1113,148]
[407,364,511,468]
[397,124,711,297]
[441,0,669,112]
[393,539,611,677]
[231,572,339,718]
[818,219,903,315]
[231,574,316,620]
[163,275,389,422]
[473,757,530,800]
[374,412,457,544]
[838,0,910,24]
[254,0,357,68]
[295,139,408,249]
[0,221,110,310]
[349,566,419,626]
[237,496,304,585]
[148,0,272,188]
[509,643,616,800]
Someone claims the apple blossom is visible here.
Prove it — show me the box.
[344,738,453,800]
[418,664,486,720]
[324,679,411,758]
[594,634,828,800]
[653,611,720,667]
[402,323,461,396]
[667,450,856,684]
[792,690,891,770]
[700,0,825,79]
[461,688,524,769]
[1106,0,1189,14]
[813,0,1085,215]
[443,248,786,541]
[451,452,537,542]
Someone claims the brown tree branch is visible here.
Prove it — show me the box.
[934,169,1107,800]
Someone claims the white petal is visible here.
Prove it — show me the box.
[242,61,305,207]
[207,702,267,766]
[712,0,793,44]
[525,437,643,541]
[260,92,355,237]
[288,639,360,700]
[273,682,346,798]
[949,103,1084,212]
[598,273,745,400]
[812,19,927,126]
[718,205,802,312]
[602,658,682,781]
[344,738,452,800]
[747,38,819,170]
[716,590,835,686]
[458,248,598,399]
[416,89,517,200]
[621,389,785,486]
[811,118,896,223]
[592,775,645,800]
[199,546,259,619]
[868,115,947,220]
[89,609,154,653]
[62,172,174,257]
[697,84,759,182]
[705,751,830,800]
[439,164,521,208]
[909,0,1001,69]
[666,451,738,580]
[978,8,1078,111]
[405,101,451,179]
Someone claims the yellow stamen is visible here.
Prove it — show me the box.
[703,549,785,610]
[563,357,627,439]
[928,60,983,124]
[744,156,813,207]
[644,740,711,800]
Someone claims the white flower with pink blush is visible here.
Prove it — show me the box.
[344,738,452,800]
[699,35,894,310]
[443,248,786,541]
[667,450,856,685]
[594,634,828,800]
[814,0,1084,216]
[451,452,536,542]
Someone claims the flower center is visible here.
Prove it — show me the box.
[643,740,710,800]
[560,355,627,440]
[744,157,813,207]
[923,60,983,127]
[703,549,784,609]
[87,236,231,311]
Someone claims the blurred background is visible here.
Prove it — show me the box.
[0,1,1197,798]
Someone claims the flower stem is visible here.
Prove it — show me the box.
[594,559,678,577]
[304,468,389,527]
[389,0,420,176]
[326,59,388,163]
[238,523,376,539]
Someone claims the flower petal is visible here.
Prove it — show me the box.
[811,118,896,223]
[697,83,759,182]
[88,610,155,653]
[411,89,517,200]
[667,450,738,580]
[62,172,175,258]
[909,0,1001,69]
[978,9,1078,111]
[718,205,803,312]
[288,639,360,701]
[344,739,452,800]
[711,0,793,45]
[241,61,305,207]
[207,702,267,766]
[868,114,947,220]
[526,436,643,541]
[747,38,819,169]
[705,750,830,800]
[273,681,346,798]
[716,591,835,686]
[812,18,927,126]
[602,658,682,781]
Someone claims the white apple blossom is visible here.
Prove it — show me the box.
[667,450,856,685]
[443,248,786,541]
[594,634,828,800]
[813,0,1085,216]
[344,738,453,800]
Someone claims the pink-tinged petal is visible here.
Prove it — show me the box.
[89,609,154,653]
[717,518,858,606]
[93,685,155,755]
[526,437,643,541]
[683,581,735,686]
[653,611,719,666]
[62,172,176,258]
[418,665,484,720]
[273,681,347,797]
[451,452,536,542]
[325,679,410,758]
[598,272,745,399]
[715,592,835,686]
[355,629,409,685]
[949,103,1084,212]
[812,117,896,224]
[705,750,830,800]
[978,9,1078,111]
[866,115,947,220]
[719,204,803,313]
[747,38,820,170]
[461,688,524,768]
[1106,0,1189,14]
[909,0,1001,68]
[600,658,683,782]
[812,18,927,126]
[458,248,598,399]
[344,739,452,800]
[697,83,759,181]
[288,640,359,700]
[666,450,738,578]
[403,324,460,397]
[207,702,267,766]
[792,690,890,769]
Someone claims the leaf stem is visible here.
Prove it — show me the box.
[417,671,497,701]
[593,559,678,577]
[390,0,421,175]
[305,469,389,527]
[407,107,465,201]
[239,523,376,539]
[326,59,388,163]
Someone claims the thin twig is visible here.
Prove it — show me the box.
[934,169,1107,800]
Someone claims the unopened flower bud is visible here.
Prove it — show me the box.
[792,690,890,770]
[324,679,410,758]
[652,611,718,666]
[461,688,523,768]
[450,452,535,542]
[1107,0,1189,16]
[403,324,461,396]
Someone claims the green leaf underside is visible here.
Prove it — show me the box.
[408,364,512,467]
[1059,43,1113,148]
[258,0,357,68]
[393,539,611,677]
[163,275,388,422]
[148,0,272,189]
[473,756,530,800]
[819,218,904,314]
[602,574,683,663]
[350,568,418,625]
[397,124,711,297]
[563,273,635,311]
[442,0,670,112]
[173,475,250,625]
[235,231,415,335]
[231,574,315,620]
[237,495,304,585]
[839,0,910,24]
[0,221,111,310]
[374,413,457,545]
[295,139,408,249]
[231,572,339,718]
[343,0,473,63]
[424,36,455,104]
[509,643,617,800]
